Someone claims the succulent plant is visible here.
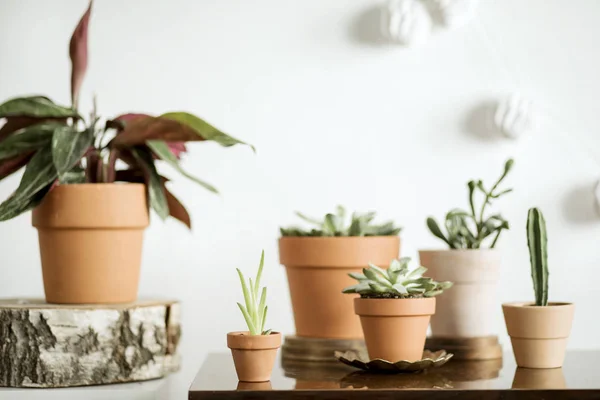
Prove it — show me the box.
[426,159,514,249]
[342,258,453,298]
[236,251,272,335]
[280,206,402,237]
[0,2,252,226]
[527,208,549,306]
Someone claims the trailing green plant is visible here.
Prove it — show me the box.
[342,258,453,298]
[236,250,272,335]
[280,206,402,237]
[527,208,549,306]
[0,2,253,227]
[426,159,514,249]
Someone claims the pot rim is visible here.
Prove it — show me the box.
[227,331,282,350]
[418,248,499,253]
[354,297,436,317]
[279,236,400,241]
[502,301,574,309]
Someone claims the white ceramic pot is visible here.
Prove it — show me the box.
[418,249,500,337]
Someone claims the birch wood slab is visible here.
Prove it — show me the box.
[0,298,181,388]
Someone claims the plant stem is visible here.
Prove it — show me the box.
[490,229,503,248]
[105,149,118,183]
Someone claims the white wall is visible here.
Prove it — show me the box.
[1,0,600,396]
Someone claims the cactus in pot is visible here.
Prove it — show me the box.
[343,258,452,362]
[526,208,549,306]
[502,208,574,368]
[418,159,514,345]
[227,251,281,382]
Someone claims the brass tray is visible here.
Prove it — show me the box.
[334,349,453,373]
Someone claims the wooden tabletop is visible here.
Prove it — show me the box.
[189,350,600,399]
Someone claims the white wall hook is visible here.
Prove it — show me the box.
[494,93,537,139]
[434,0,479,28]
[381,0,431,46]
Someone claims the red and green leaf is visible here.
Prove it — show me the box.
[0,122,64,161]
[109,112,253,151]
[0,152,35,182]
[0,96,78,120]
[115,168,191,229]
[69,1,92,108]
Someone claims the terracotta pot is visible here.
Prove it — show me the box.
[227,331,282,382]
[502,302,574,368]
[512,367,566,389]
[32,183,149,304]
[419,249,500,337]
[279,236,400,339]
[354,297,435,362]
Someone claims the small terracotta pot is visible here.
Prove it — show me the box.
[419,249,500,337]
[32,184,149,304]
[512,367,566,389]
[354,297,435,362]
[227,331,282,382]
[279,236,400,339]
[502,302,575,368]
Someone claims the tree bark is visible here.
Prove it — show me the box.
[0,299,180,388]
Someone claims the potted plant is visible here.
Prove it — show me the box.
[227,251,282,382]
[419,159,513,338]
[279,206,401,339]
[0,2,252,304]
[342,258,452,361]
[503,208,574,369]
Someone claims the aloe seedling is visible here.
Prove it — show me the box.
[426,159,514,249]
[236,251,272,335]
[342,258,452,298]
[527,208,549,306]
[280,205,402,237]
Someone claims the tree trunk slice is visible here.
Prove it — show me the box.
[0,298,181,388]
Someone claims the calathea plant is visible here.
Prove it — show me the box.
[0,2,252,226]
[280,205,402,237]
[426,159,514,249]
[236,251,272,335]
[342,258,453,298]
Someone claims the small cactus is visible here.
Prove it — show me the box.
[527,208,549,306]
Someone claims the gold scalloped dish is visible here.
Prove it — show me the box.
[334,349,453,373]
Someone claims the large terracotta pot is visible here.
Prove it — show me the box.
[32,183,149,304]
[418,249,500,337]
[354,297,435,361]
[502,302,574,368]
[279,236,400,339]
[227,331,282,382]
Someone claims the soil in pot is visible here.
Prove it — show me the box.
[279,236,400,339]
[354,296,435,362]
[227,331,282,382]
[32,183,149,304]
[502,302,574,369]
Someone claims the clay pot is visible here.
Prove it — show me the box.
[354,297,435,362]
[227,331,282,382]
[279,236,400,339]
[32,184,149,304]
[419,249,500,337]
[512,367,566,389]
[502,302,574,368]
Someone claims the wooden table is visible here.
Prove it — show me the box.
[189,351,600,399]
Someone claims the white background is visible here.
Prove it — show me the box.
[1,0,599,397]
